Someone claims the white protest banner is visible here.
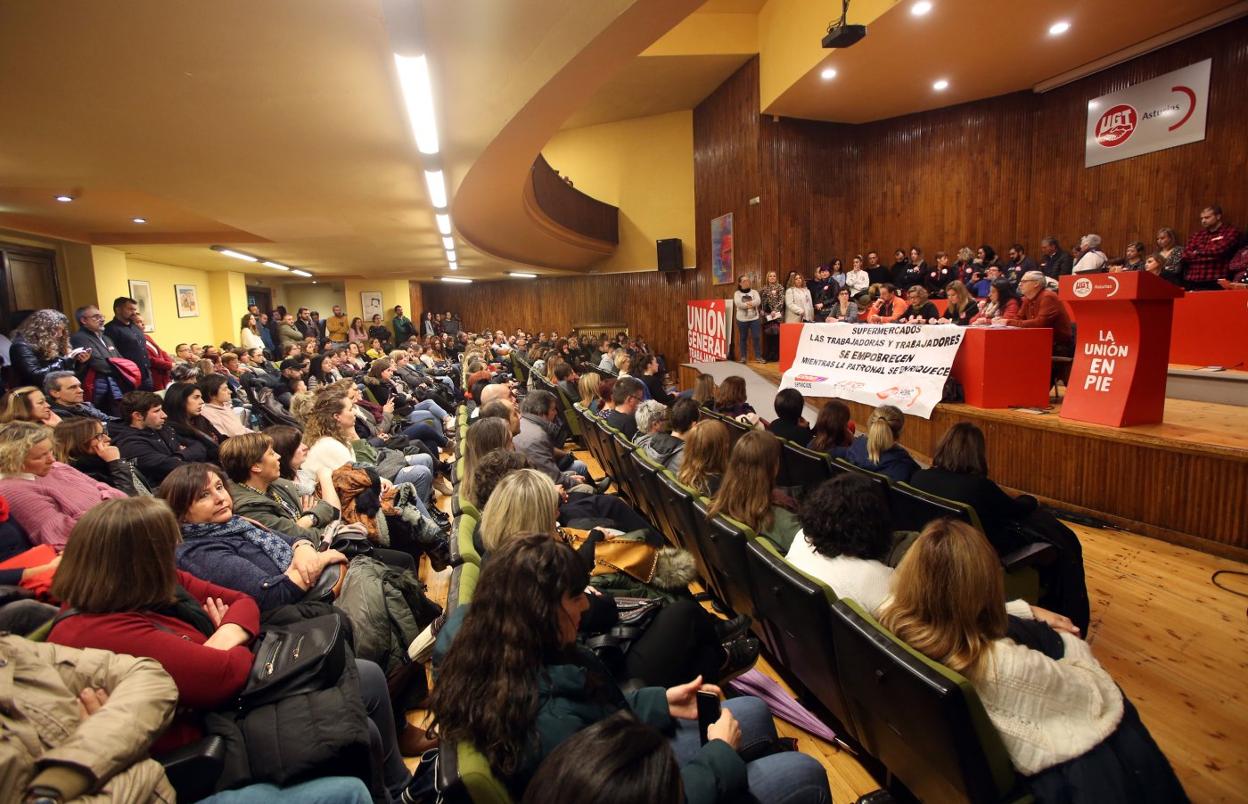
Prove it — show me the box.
[779,323,965,419]
[687,299,731,363]
[1085,59,1211,168]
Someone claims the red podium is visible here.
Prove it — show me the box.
[1058,272,1184,427]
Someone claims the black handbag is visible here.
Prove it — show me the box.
[239,612,349,710]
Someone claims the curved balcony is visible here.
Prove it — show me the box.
[523,154,618,253]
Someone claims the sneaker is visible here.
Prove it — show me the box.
[717,634,761,683]
[713,613,753,642]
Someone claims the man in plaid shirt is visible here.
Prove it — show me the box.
[1183,205,1241,290]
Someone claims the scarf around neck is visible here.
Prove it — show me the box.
[181,515,293,571]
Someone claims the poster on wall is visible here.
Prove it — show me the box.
[361,291,383,321]
[1085,58,1211,168]
[175,284,199,318]
[687,299,732,363]
[710,212,734,285]
[128,279,154,331]
[779,322,965,419]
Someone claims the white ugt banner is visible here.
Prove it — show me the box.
[779,323,965,419]
[1085,59,1211,168]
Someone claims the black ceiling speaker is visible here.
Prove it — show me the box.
[822,0,867,49]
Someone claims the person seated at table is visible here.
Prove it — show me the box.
[845,404,919,483]
[677,419,730,497]
[866,283,906,323]
[879,519,1185,803]
[1009,271,1075,356]
[901,286,940,323]
[430,534,832,803]
[808,400,854,457]
[969,279,1020,325]
[0,421,127,550]
[707,430,800,552]
[827,286,860,322]
[941,280,980,325]
[766,388,812,446]
[711,375,760,428]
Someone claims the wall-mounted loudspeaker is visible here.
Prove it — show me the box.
[657,238,683,272]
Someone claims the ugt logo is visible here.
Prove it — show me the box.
[1095,104,1137,147]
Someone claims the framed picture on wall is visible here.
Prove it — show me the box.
[128,279,155,331]
[360,291,383,321]
[711,212,734,285]
[175,284,200,318]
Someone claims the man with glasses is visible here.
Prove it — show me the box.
[1000,271,1074,356]
[69,304,126,415]
[43,370,117,423]
[604,377,644,439]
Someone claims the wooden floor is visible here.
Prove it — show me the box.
[411,448,1248,803]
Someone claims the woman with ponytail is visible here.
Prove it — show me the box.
[846,404,918,482]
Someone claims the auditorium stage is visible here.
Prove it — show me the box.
[680,361,1248,561]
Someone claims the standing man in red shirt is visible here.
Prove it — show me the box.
[999,271,1074,356]
[1183,205,1242,290]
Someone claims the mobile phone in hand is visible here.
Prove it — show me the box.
[697,690,721,745]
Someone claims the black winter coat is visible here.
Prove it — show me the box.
[113,425,187,486]
[103,318,152,389]
[8,336,77,388]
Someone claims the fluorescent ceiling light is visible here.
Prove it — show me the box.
[132,217,148,224]
[448,262,458,270]
[910,1,932,16]
[508,272,537,278]
[440,276,471,283]
[446,250,457,263]
[1048,20,1071,36]
[441,236,454,250]
[424,170,447,209]
[435,213,451,235]
[215,247,258,262]
[932,79,949,91]
[262,260,291,271]
[291,269,313,278]
[394,54,439,155]
[55,195,73,203]
[820,67,837,81]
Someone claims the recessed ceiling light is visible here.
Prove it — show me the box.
[435,213,452,236]
[932,79,949,91]
[910,1,933,16]
[441,236,454,250]
[55,195,74,203]
[291,269,312,278]
[820,67,837,81]
[212,246,259,262]
[261,260,291,271]
[440,276,471,283]
[508,272,537,279]
[1048,20,1071,36]
[132,217,147,224]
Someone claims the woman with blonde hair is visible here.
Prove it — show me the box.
[880,518,1183,801]
[942,280,979,326]
[784,272,815,323]
[707,430,800,551]
[479,468,560,554]
[689,373,716,407]
[614,353,632,378]
[0,386,61,427]
[576,372,601,409]
[846,404,918,482]
[677,419,731,496]
[461,417,514,509]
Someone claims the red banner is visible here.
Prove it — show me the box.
[687,299,729,363]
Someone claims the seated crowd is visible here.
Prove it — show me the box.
[0,310,1184,803]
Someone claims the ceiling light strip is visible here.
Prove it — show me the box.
[394,54,440,155]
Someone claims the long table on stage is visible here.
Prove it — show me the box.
[680,343,1248,560]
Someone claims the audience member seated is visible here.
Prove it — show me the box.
[515,389,592,490]
[677,419,730,497]
[846,404,919,483]
[1072,234,1108,275]
[970,278,1020,325]
[0,630,177,803]
[52,417,149,495]
[711,375,760,428]
[576,372,600,410]
[766,388,812,446]
[638,354,674,405]
[429,534,831,802]
[0,493,60,634]
[198,373,253,437]
[0,421,126,550]
[163,382,223,463]
[604,376,644,439]
[113,390,187,486]
[520,713,682,804]
[641,397,697,472]
[1011,271,1075,355]
[866,283,906,323]
[42,370,116,423]
[461,416,514,505]
[902,286,940,322]
[688,373,716,408]
[48,497,419,801]
[632,399,669,452]
[0,385,61,428]
[910,422,1089,631]
[787,474,903,611]
[219,432,341,543]
[879,519,1185,803]
[707,431,799,551]
[808,400,855,457]
[941,280,980,325]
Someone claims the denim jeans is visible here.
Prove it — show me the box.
[668,696,830,804]
[401,421,447,449]
[407,399,449,423]
[394,462,433,507]
[736,319,762,362]
[199,777,372,803]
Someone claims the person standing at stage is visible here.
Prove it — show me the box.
[1037,236,1073,279]
[759,271,786,362]
[810,265,834,322]
[733,275,764,364]
[1183,204,1241,290]
[784,273,815,324]
[1005,271,1073,355]
[865,250,891,289]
